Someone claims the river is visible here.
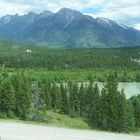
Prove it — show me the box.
[95,82,140,98]
[58,82,140,98]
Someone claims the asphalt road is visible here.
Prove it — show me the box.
[0,121,139,140]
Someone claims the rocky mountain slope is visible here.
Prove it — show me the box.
[0,8,140,48]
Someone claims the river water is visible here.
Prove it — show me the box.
[95,82,140,98]
[59,82,140,98]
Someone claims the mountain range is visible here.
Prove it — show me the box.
[0,8,140,48]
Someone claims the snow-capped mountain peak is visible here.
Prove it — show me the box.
[57,8,83,23]
[0,8,140,48]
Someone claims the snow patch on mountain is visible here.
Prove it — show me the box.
[96,17,113,27]
[0,15,12,24]
[117,22,128,29]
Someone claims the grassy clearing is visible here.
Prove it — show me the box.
[44,111,90,129]
[0,111,90,130]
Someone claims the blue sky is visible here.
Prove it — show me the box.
[0,0,140,30]
[80,7,103,14]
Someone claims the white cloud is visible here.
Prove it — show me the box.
[0,0,32,15]
[0,0,139,30]
[135,23,140,30]
[83,0,140,28]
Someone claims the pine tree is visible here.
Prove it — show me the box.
[60,83,69,114]
[100,74,135,132]
[40,80,51,110]
[51,83,61,112]
[100,88,108,130]
[123,100,135,132]
[85,82,94,121]
[79,83,85,117]
[115,89,127,132]
[130,95,140,128]
[68,81,75,117]
[73,82,80,117]
[55,86,61,111]
[103,74,120,131]
[51,83,57,111]
[69,82,80,117]
[12,74,32,120]
[33,82,46,122]
[90,83,101,128]
[0,78,15,115]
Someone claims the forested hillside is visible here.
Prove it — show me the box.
[0,40,140,133]
[0,69,140,133]
[0,40,140,69]
[0,40,140,82]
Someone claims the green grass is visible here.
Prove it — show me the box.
[2,68,140,82]
[131,129,140,136]
[0,111,90,130]
[44,111,90,129]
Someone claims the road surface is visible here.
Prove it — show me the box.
[0,121,139,140]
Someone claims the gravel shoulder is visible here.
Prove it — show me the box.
[0,121,140,140]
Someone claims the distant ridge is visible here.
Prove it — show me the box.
[0,8,140,48]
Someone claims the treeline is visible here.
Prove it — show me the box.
[0,40,140,70]
[2,68,140,83]
[0,70,140,133]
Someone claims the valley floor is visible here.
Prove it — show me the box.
[0,121,139,140]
